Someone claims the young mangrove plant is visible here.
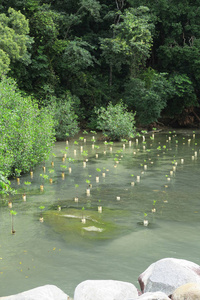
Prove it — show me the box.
[90,130,97,136]
[143,212,148,226]
[60,165,67,179]
[48,169,55,184]
[39,205,45,222]
[74,184,79,202]
[130,174,135,186]
[10,210,17,234]
[96,168,101,182]
[82,130,88,143]
[30,169,33,179]
[61,147,68,160]
[86,179,91,196]
[67,157,75,173]
[81,206,86,223]
[39,174,49,191]
[98,199,102,213]
[79,136,84,149]
[81,150,88,167]
[23,181,31,201]
[15,168,21,185]
[51,152,56,166]
[152,200,157,213]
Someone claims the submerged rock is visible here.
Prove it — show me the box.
[0,285,69,300]
[74,280,138,300]
[44,207,131,241]
[83,226,104,232]
[138,258,200,296]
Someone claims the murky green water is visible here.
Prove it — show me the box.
[1,130,200,297]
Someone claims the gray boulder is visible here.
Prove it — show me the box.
[138,258,200,296]
[127,291,170,300]
[74,279,138,300]
[0,284,69,300]
[172,282,200,300]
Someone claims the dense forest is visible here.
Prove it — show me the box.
[1,0,200,129]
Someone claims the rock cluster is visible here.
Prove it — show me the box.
[1,258,200,300]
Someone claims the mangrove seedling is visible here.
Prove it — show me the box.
[51,152,56,166]
[30,169,33,178]
[81,206,86,223]
[8,201,12,208]
[15,168,21,185]
[90,130,97,135]
[10,210,17,234]
[152,200,157,212]
[98,200,102,213]
[143,213,148,226]
[74,184,79,202]
[23,181,31,201]
[86,180,91,196]
[81,150,88,161]
[40,174,49,191]
[91,137,96,148]
[61,147,68,159]
[79,136,84,145]
[96,168,101,183]
[48,169,55,183]
[86,179,91,186]
[60,165,67,179]
[39,205,45,222]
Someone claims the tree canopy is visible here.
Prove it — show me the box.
[0,0,200,127]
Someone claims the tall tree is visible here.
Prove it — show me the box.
[0,7,33,77]
[100,6,153,86]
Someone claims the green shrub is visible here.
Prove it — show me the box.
[0,76,55,177]
[54,94,79,140]
[0,171,14,195]
[96,101,136,141]
[124,73,173,125]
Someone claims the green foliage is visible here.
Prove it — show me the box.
[24,181,31,185]
[1,0,200,126]
[166,73,198,116]
[54,94,79,140]
[0,7,33,77]
[0,77,55,177]
[124,72,174,125]
[0,171,14,195]
[100,6,154,79]
[39,206,45,210]
[96,102,136,141]
[62,40,96,74]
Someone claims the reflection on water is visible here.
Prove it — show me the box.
[0,130,200,297]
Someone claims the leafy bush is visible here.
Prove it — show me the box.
[0,76,55,177]
[54,93,79,140]
[96,102,136,141]
[0,171,14,195]
[124,72,173,125]
[166,73,198,116]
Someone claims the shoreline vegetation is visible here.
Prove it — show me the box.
[1,0,200,183]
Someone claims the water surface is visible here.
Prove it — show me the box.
[0,130,200,297]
